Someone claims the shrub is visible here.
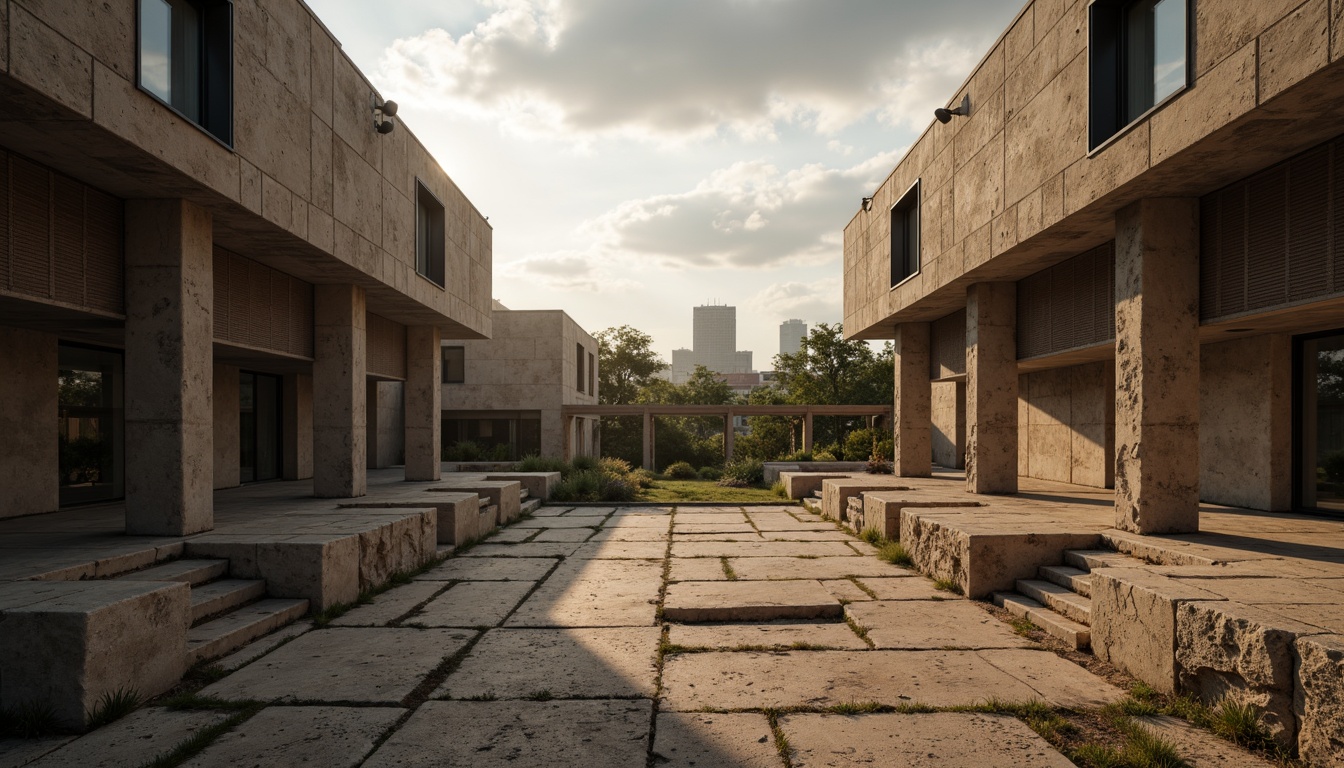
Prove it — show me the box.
[722,458,764,485]
[866,453,893,474]
[571,455,598,472]
[490,443,512,462]
[717,477,748,488]
[629,468,656,489]
[516,455,568,474]
[771,481,789,498]
[664,461,697,480]
[442,440,483,462]
[551,470,603,502]
[812,450,837,462]
[782,450,813,462]
[601,475,637,503]
[696,466,723,481]
[597,457,633,478]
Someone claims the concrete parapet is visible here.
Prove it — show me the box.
[344,494,480,545]
[0,580,189,729]
[778,473,853,501]
[859,490,987,540]
[484,472,561,501]
[430,482,521,525]
[820,479,909,522]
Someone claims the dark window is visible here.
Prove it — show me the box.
[576,343,585,392]
[442,346,465,384]
[1089,0,1188,150]
[416,182,446,287]
[239,371,281,483]
[890,182,920,286]
[588,352,595,396]
[137,0,232,145]
[58,344,125,506]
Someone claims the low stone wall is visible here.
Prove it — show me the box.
[484,472,561,501]
[777,472,853,500]
[820,478,908,521]
[430,481,521,526]
[859,490,986,539]
[345,493,481,545]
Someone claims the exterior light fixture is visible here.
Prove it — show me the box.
[373,96,398,135]
[861,197,874,212]
[934,94,971,124]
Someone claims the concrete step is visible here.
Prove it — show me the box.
[992,592,1091,650]
[1016,579,1092,625]
[520,488,531,501]
[187,598,309,665]
[1039,565,1092,597]
[520,497,542,516]
[1064,549,1132,571]
[435,543,456,558]
[120,559,228,586]
[190,579,267,624]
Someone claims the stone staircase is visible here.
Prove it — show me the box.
[519,488,541,516]
[117,558,308,666]
[991,549,1132,651]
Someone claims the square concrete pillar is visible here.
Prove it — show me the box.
[894,323,932,477]
[0,327,57,518]
[283,373,313,481]
[641,411,654,469]
[1114,198,1200,534]
[931,381,966,469]
[313,284,367,498]
[404,326,442,481]
[124,199,214,535]
[213,364,240,490]
[965,283,1018,494]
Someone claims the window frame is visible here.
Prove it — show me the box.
[1087,0,1192,153]
[576,343,585,392]
[414,179,447,289]
[441,346,465,384]
[588,351,595,396]
[889,179,921,289]
[135,0,234,148]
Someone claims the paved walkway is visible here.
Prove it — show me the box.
[2,504,1271,767]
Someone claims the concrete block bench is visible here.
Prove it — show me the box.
[343,492,480,545]
[484,472,561,501]
[430,481,522,526]
[820,478,909,522]
[777,472,853,501]
[859,489,987,540]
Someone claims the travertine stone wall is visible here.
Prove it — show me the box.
[366,381,404,470]
[213,364,240,490]
[124,200,214,536]
[1114,199,1200,534]
[0,327,56,517]
[1200,335,1292,511]
[894,323,931,477]
[966,282,1018,494]
[931,381,965,469]
[314,284,367,497]
[405,326,443,481]
[1017,361,1115,489]
[282,373,313,481]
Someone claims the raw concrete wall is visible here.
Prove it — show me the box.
[367,381,405,469]
[1018,361,1115,489]
[931,380,965,469]
[1200,335,1292,511]
[0,327,57,518]
[213,364,240,490]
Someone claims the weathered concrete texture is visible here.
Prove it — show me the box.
[438,627,661,699]
[820,478,908,522]
[1135,715,1279,768]
[573,540,669,559]
[461,542,580,558]
[199,627,474,704]
[530,527,593,542]
[0,580,189,729]
[1294,633,1344,767]
[212,364,241,490]
[779,712,1077,768]
[483,472,561,501]
[895,322,933,477]
[410,580,533,627]
[965,282,1018,495]
[730,556,912,581]
[860,490,984,540]
[124,199,215,535]
[671,541,855,559]
[26,707,228,768]
[1200,335,1292,512]
[1018,362,1115,489]
[663,580,841,622]
[506,558,662,627]
[845,600,1036,649]
[345,493,479,545]
[1113,199,1201,534]
[403,326,442,482]
[431,481,519,525]
[861,576,949,601]
[414,556,555,582]
[0,327,57,518]
[282,373,314,481]
[313,284,367,498]
[215,622,311,672]
[669,558,729,582]
[0,737,74,768]
[667,622,869,650]
[778,472,851,501]
[979,648,1125,708]
[1091,567,1226,694]
[182,706,402,768]
[329,581,443,627]
[363,700,651,768]
[653,713,780,768]
[821,579,874,602]
[931,380,966,470]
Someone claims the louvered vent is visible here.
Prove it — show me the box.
[212,246,314,358]
[366,312,407,379]
[1201,134,1343,320]
[929,309,966,380]
[1016,241,1116,360]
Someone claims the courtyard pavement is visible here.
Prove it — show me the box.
[2,503,1273,767]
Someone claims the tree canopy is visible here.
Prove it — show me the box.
[595,325,666,405]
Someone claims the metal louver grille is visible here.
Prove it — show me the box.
[84,190,123,313]
[1016,241,1115,360]
[11,158,51,298]
[366,312,406,379]
[53,176,85,307]
[212,246,314,358]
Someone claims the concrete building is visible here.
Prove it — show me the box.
[669,304,753,383]
[0,0,491,528]
[779,319,808,357]
[441,305,598,460]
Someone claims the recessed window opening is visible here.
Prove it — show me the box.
[442,346,465,384]
[588,351,595,396]
[416,182,447,287]
[576,343,585,392]
[890,181,920,287]
[1089,0,1189,149]
[137,0,232,144]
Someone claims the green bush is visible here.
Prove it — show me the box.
[812,449,837,462]
[571,455,598,472]
[490,443,513,461]
[717,477,748,488]
[629,468,657,489]
[782,450,813,462]
[1324,450,1344,484]
[722,458,764,485]
[442,440,483,462]
[550,468,637,502]
[664,461,697,480]
[516,455,568,474]
[696,466,723,481]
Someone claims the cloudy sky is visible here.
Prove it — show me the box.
[306,0,1019,365]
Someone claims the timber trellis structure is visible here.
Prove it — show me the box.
[560,404,893,468]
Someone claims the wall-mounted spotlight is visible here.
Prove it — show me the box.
[934,94,971,124]
[373,96,398,135]
[861,197,874,212]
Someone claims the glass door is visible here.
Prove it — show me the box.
[240,371,281,482]
[58,344,124,506]
[1298,332,1344,513]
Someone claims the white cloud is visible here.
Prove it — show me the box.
[496,250,640,293]
[747,278,844,326]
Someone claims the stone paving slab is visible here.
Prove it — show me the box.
[461,543,582,558]
[730,556,913,580]
[779,712,1076,767]
[531,506,570,517]
[978,648,1125,708]
[413,556,557,582]
[760,530,854,541]
[567,506,619,516]
[821,579,874,603]
[24,708,228,768]
[845,600,1037,649]
[200,628,475,704]
[514,516,604,529]
[653,712,782,768]
[661,650,1042,710]
[603,515,673,529]
[671,541,857,559]
[572,540,668,559]
[0,737,73,768]
[671,513,749,526]
[664,580,841,622]
[363,700,651,768]
[182,706,402,768]
[672,532,764,542]
[1170,576,1344,605]
[507,558,663,627]
[410,581,534,628]
[1135,715,1278,767]
[482,527,534,543]
[747,514,836,531]
[216,622,312,671]
[530,528,596,543]
[587,527,670,541]
[330,582,444,627]
[669,558,729,582]
[673,522,757,534]
[859,576,945,600]
[667,622,869,650]
[438,627,661,699]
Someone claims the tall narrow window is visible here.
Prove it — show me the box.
[588,352,595,396]
[137,0,232,144]
[442,346,465,384]
[890,181,920,287]
[1089,0,1188,149]
[416,182,446,287]
[576,343,585,392]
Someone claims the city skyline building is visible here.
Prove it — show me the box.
[779,319,808,358]
[669,303,753,384]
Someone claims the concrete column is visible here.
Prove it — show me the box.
[1115,199,1200,533]
[124,199,214,535]
[562,414,574,462]
[642,411,654,469]
[212,364,239,490]
[0,327,57,518]
[894,322,932,477]
[312,284,366,498]
[404,326,442,480]
[931,381,966,469]
[282,373,313,480]
[965,282,1018,494]
[803,411,814,453]
[724,409,735,463]
[365,384,381,470]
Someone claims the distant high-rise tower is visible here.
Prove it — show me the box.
[779,319,807,357]
[669,303,753,383]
